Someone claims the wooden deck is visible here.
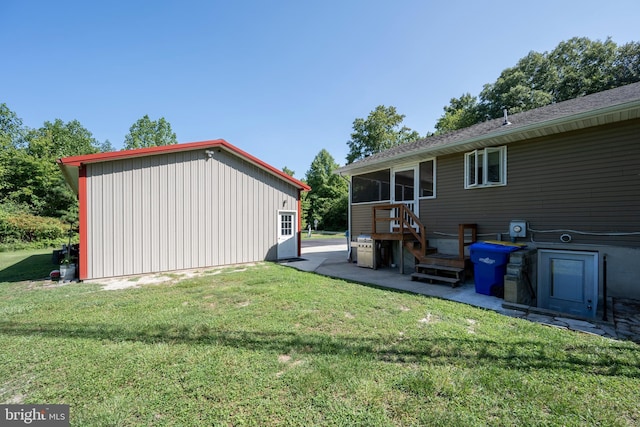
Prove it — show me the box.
[369,204,476,286]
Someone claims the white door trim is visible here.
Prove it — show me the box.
[391,166,419,230]
[277,210,298,259]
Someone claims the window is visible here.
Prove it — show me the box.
[352,169,390,203]
[464,146,506,188]
[280,214,293,236]
[394,169,414,202]
[419,159,435,198]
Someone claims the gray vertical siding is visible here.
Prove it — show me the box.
[85,149,298,279]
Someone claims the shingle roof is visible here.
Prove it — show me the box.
[338,82,640,174]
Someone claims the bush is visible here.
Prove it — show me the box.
[0,211,69,244]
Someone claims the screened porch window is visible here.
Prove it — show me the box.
[464,146,506,189]
[351,169,391,203]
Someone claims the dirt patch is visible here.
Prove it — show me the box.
[276,355,305,377]
[97,274,172,291]
[467,318,477,334]
[419,312,438,324]
[86,264,261,291]
[278,355,291,363]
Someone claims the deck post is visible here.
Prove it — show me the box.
[372,239,377,270]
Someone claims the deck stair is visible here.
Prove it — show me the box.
[403,239,437,260]
[369,205,476,285]
[411,223,477,287]
[411,263,465,287]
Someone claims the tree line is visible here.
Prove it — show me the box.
[2,37,638,244]
[434,37,640,133]
[0,110,177,248]
[304,37,640,232]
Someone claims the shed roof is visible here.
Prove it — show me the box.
[58,139,311,195]
[338,82,640,175]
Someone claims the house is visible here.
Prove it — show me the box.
[58,139,310,281]
[337,82,640,318]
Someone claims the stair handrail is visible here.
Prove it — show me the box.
[400,205,426,256]
[371,203,428,257]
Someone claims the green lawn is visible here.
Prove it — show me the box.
[302,230,346,239]
[0,252,639,426]
[0,248,56,282]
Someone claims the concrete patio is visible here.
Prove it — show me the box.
[280,238,639,343]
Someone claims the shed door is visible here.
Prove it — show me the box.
[538,250,598,318]
[277,211,297,259]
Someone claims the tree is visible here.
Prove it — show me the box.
[436,37,640,131]
[479,50,556,118]
[305,149,348,230]
[613,41,640,85]
[97,139,115,153]
[0,103,25,149]
[26,119,99,159]
[124,115,177,150]
[282,166,295,177]
[346,105,421,164]
[434,93,483,134]
[549,37,618,101]
[5,119,100,218]
[0,104,26,195]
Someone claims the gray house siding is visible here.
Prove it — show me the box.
[341,84,640,303]
[346,120,640,299]
[85,149,298,279]
[351,202,388,238]
[421,119,640,248]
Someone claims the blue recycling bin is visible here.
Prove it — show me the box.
[470,242,521,296]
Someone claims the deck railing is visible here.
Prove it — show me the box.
[372,203,426,256]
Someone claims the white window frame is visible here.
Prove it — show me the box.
[418,158,436,199]
[464,146,507,189]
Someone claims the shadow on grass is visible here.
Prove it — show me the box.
[1,320,638,378]
[0,253,54,282]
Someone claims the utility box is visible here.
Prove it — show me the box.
[470,242,522,296]
[509,220,527,238]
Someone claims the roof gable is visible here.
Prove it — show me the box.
[338,82,640,174]
[58,139,310,195]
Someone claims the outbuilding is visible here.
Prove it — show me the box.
[58,139,310,280]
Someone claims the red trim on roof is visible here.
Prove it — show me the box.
[78,165,88,280]
[58,139,310,191]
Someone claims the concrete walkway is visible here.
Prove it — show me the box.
[280,238,639,344]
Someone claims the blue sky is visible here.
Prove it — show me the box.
[2,1,639,178]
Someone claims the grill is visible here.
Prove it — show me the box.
[356,235,374,268]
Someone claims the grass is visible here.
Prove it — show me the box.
[0,253,639,426]
[0,248,56,282]
[302,231,346,239]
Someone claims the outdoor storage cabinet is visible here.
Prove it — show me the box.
[470,242,521,295]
